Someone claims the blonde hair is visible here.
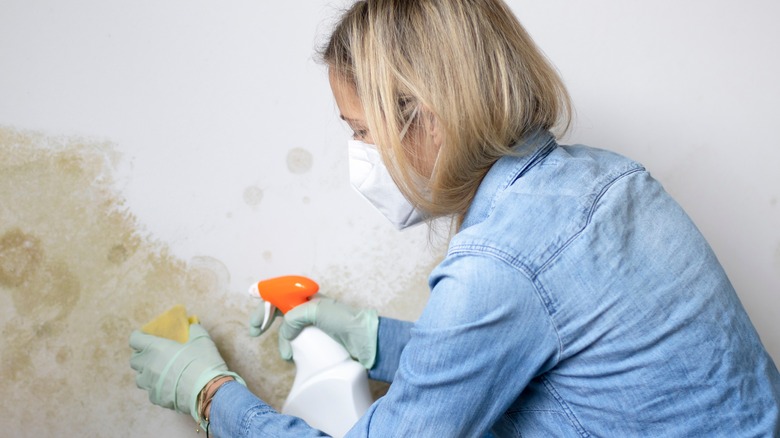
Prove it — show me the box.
[321,0,571,225]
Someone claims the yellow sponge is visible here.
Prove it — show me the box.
[141,304,199,343]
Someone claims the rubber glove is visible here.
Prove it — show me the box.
[278,296,379,369]
[248,304,283,337]
[129,324,244,424]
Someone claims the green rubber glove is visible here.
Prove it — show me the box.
[248,303,283,337]
[129,324,244,424]
[278,296,379,369]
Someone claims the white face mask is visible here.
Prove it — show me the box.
[348,139,425,230]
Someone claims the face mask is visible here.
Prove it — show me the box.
[348,139,426,230]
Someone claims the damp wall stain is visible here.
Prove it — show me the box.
[0,126,295,436]
[243,185,265,207]
[286,147,313,174]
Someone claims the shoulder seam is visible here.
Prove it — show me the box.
[440,248,564,366]
[536,166,646,275]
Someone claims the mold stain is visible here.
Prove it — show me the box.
[286,147,313,174]
[0,126,293,436]
[0,229,43,288]
[243,185,264,207]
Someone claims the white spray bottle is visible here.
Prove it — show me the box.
[248,276,373,437]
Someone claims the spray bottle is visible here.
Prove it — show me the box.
[248,275,373,437]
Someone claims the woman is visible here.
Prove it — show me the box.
[130,0,780,436]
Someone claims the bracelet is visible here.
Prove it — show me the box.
[196,376,234,437]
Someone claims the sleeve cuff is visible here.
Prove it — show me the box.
[209,380,275,437]
[368,317,413,383]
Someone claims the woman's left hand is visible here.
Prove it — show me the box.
[129,324,243,423]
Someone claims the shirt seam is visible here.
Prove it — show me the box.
[448,166,646,438]
[531,167,645,438]
[239,399,276,437]
[448,166,645,317]
[535,166,645,275]
[541,375,592,438]
[444,246,564,369]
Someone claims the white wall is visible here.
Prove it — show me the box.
[0,1,777,436]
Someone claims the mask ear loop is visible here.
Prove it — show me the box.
[402,105,441,182]
[391,105,423,192]
[398,105,440,205]
[399,106,420,140]
[397,105,424,175]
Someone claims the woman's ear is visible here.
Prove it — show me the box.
[422,106,444,149]
[431,120,444,150]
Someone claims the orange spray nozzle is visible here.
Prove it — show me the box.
[251,275,319,314]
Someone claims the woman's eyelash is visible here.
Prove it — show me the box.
[352,129,368,139]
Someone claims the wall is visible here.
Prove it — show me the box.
[0,1,777,436]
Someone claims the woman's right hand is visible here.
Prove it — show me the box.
[278,296,379,369]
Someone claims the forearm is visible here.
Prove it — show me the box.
[201,375,235,420]
[208,380,328,437]
[195,317,413,435]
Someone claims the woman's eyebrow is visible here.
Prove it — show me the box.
[340,114,363,125]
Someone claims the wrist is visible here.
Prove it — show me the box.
[197,375,234,426]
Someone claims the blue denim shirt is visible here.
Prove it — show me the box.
[210,133,780,437]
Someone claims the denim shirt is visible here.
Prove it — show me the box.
[210,133,780,437]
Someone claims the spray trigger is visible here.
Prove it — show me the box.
[248,275,319,334]
[259,300,278,333]
[248,282,280,333]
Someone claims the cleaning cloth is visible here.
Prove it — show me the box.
[141,304,199,343]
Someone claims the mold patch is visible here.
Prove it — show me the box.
[286,147,313,174]
[0,228,43,288]
[243,185,264,206]
[0,126,292,436]
[187,255,232,297]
